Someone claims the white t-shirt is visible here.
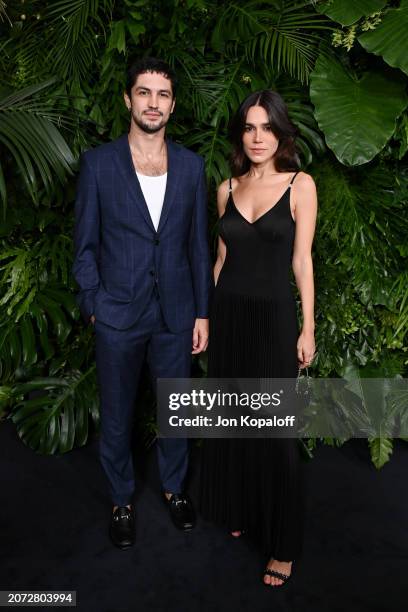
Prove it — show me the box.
[136,172,167,231]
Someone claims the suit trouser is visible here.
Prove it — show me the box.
[94,290,192,506]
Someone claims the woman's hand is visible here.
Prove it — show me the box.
[297,329,315,369]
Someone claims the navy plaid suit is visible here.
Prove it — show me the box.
[73,134,212,505]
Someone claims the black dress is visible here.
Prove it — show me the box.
[200,172,304,561]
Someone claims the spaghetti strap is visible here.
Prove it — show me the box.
[289,171,299,186]
[228,177,232,193]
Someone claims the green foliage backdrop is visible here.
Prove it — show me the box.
[0,0,407,468]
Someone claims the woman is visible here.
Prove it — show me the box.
[200,90,317,586]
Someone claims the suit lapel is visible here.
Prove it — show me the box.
[113,134,181,235]
[113,134,156,232]
[157,139,181,234]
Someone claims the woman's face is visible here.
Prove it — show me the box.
[242,105,279,165]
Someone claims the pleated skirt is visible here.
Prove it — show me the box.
[199,290,304,561]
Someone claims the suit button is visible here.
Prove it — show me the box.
[154,239,160,245]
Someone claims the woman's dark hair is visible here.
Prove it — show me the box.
[126,57,178,98]
[229,90,300,176]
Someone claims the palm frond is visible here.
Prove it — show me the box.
[166,53,227,123]
[184,128,231,189]
[0,80,75,209]
[212,1,332,83]
[45,0,113,79]
[0,0,11,24]
[13,0,114,83]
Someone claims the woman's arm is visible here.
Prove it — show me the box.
[213,179,229,286]
[291,172,318,367]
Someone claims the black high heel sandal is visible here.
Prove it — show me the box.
[263,567,291,586]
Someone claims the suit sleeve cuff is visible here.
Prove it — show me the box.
[77,289,97,324]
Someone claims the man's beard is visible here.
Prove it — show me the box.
[132,111,167,134]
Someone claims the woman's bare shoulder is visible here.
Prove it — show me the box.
[294,171,316,191]
[292,171,317,215]
[218,178,230,196]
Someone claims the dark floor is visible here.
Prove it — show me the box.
[1,420,407,612]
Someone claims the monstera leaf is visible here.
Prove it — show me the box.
[310,54,408,165]
[11,367,98,454]
[358,0,408,76]
[317,0,387,26]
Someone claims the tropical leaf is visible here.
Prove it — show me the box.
[316,0,387,26]
[0,1,10,25]
[0,231,79,383]
[301,362,405,448]
[368,437,393,468]
[11,367,98,454]
[0,80,75,208]
[341,364,402,437]
[51,29,100,82]
[212,1,331,83]
[388,386,408,438]
[35,292,73,344]
[0,233,75,319]
[0,385,13,418]
[184,128,231,189]
[314,160,408,272]
[48,0,114,62]
[392,271,408,339]
[178,59,249,187]
[310,53,408,165]
[0,324,21,382]
[168,54,241,124]
[358,0,408,76]
[20,316,37,367]
[15,0,114,82]
[107,19,127,54]
[46,0,107,39]
[180,59,248,127]
[0,286,78,383]
[298,377,374,439]
[285,97,326,165]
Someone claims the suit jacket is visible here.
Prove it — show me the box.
[72,134,212,332]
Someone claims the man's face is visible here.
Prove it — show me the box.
[124,71,175,134]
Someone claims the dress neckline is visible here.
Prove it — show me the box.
[230,186,292,225]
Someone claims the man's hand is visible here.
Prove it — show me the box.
[192,318,209,354]
[90,315,95,325]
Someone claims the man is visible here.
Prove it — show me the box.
[73,57,212,549]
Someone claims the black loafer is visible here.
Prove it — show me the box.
[164,493,195,531]
[109,506,135,549]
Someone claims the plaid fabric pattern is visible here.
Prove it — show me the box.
[73,134,212,332]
